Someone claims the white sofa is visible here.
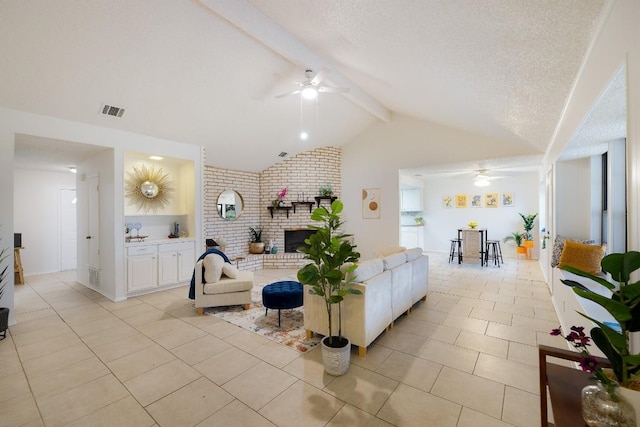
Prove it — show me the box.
[303,247,429,356]
[193,254,254,314]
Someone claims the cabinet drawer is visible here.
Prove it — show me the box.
[159,241,194,253]
[128,245,157,256]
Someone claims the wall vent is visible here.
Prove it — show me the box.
[89,267,100,287]
[100,104,125,118]
[278,152,288,158]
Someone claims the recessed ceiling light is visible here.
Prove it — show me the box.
[69,167,77,174]
[149,155,163,160]
[300,131,309,140]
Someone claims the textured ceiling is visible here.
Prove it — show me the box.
[2,0,612,174]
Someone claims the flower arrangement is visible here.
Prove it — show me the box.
[551,326,617,394]
[272,188,288,207]
[277,188,288,200]
[468,221,478,229]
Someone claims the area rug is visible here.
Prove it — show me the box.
[204,282,321,353]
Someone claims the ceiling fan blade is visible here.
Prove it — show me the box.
[275,89,301,99]
[318,86,349,94]
[310,69,328,86]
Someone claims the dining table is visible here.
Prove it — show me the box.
[457,228,488,266]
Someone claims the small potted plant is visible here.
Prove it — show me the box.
[319,183,333,197]
[414,217,423,225]
[297,200,360,375]
[249,227,265,254]
[520,213,538,240]
[0,227,10,340]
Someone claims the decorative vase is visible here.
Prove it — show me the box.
[249,242,265,254]
[321,336,351,376]
[582,381,635,427]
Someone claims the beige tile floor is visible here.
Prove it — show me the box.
[0,252,568,426]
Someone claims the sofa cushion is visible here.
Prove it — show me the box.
[350,259,384,282]
[203,271,254,294]
[404,247,423,261]
[551,235,596,267]
[382,252,407,270]
[222,263,239,279]
[558,240,605,275]
[203,253,225,283]
[375,246,406,257]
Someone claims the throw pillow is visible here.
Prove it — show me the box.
[557,240,605,275]
[551,235,596,267]
[203,254,225,283]
[222,263,239,279]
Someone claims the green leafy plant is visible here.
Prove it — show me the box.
[560,251,640,388]
[249,227,262,243]
[297,200,361,347]
[519,213,538,240]
[503,231,525,247]
[414,217,423,225]
[319,183,333,197]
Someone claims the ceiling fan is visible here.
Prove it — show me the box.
[275,69,349,100]
[473,169,504,187]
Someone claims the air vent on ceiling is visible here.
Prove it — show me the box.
[278,152,288,158]
[100,104,125,118]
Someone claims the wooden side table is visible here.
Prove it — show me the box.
[14,247,25,284]
[538,344,610,426]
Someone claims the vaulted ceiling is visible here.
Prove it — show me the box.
[1,1,610,173]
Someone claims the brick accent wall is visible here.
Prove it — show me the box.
[202,146,341,268]
[259,147,341,254]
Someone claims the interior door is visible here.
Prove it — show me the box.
[59,189,77,270]
[87,174,100,268]
[544,167,554,291]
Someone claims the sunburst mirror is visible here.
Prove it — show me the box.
[125,164,174,213]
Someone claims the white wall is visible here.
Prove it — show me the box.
[342,113,540,260]
[421,173,539,258]
[555,158,594,240]
[13,169,77,275]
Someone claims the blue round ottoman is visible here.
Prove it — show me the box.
[262,281,303,327]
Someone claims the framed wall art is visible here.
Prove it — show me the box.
[455,194,468,208]
[471,194,482,208]
[502,192,515,207]
[362,188,380,219]
[485,193,499,208]
[443,195,453,208]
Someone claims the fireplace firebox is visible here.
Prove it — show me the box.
[284,229,315,253]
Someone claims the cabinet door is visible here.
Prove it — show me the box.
[177,247,196,282]
[127,255,158,292]
[158,252,178,286]
[400,228,419,248]
[402,189,422,211]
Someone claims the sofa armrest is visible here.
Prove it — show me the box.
[194,260,205,296]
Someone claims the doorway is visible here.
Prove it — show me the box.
[59,189,77,271]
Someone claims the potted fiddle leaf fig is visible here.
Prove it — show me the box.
[0,228,10,340]
[297,200,360,375]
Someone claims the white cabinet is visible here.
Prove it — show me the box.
[401,188,422,212]
[400,226,424,249]
[158,241,196,286]
[127,245,158,293]
[127,240,195,294]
